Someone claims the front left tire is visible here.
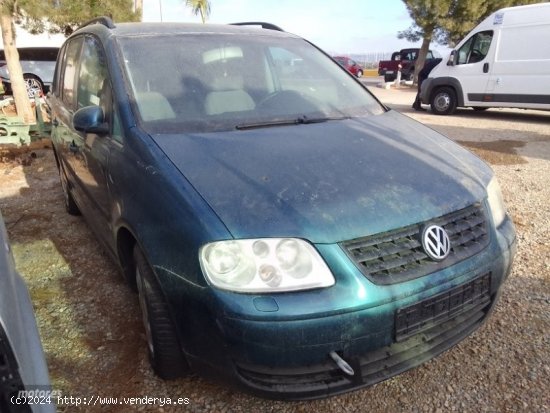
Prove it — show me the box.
[57,162,80,215]
[430,86,457,115]
[384,73,396,83]
[134,246,189,379]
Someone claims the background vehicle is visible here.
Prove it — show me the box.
[421,3,550,115]
[0,47,59,98]
[333,55,363,77]
[378,48,435,82]
[0,212,55,413]
[49,18,515,400]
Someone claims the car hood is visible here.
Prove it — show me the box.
[151,110,492,244]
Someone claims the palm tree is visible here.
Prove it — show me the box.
[185,0,211,23]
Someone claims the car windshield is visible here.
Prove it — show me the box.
[117,33,383,134]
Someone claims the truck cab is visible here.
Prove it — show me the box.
[378,48,434,82]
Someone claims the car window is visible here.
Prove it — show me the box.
[118,34,383,134]
[77,36,108,109]
[77,36,120,141]
[61,37,84,110]
[52,44,67,96]
[17,48,59,61]
[457,31,493,64]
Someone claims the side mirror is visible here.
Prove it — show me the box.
[447,50,456,66]
[73,106,109,135]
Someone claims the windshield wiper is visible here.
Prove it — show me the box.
[236,115,350,130]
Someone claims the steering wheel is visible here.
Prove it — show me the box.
[469,49,483,63]
[257,90,302,109]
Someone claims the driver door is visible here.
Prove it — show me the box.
[452,30,494,105]
[65,35,115,247]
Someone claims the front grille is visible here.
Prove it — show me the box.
[236,274,494,399]
[340,203,489,284]
[395,272,491,342]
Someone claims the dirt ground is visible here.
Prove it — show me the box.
[0,84,548,412]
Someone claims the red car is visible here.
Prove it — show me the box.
[333,56,363,77]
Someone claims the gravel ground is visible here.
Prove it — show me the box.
[0,81,548,412]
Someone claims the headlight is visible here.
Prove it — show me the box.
[199,238,335,293]
[487,176,507,227]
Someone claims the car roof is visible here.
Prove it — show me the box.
[75,21,301,41]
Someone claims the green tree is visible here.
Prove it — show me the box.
[19,0,140,35]
[399,0,541,83]
[397,0,449,84]
[0,0,139,124]
[185,0,211,23]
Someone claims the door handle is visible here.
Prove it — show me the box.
[483,63,489,73]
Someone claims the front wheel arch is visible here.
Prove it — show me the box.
[134,245,190,379]
[116,226,138,291]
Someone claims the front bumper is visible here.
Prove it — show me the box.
[162,216,516,399]
[235,276,492,399]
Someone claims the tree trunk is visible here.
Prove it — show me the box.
[413,36,432,86]
[134,0,143,17]
[0,13,34,124]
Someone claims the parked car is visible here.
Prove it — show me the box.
[378,48,436,82]
[333,56,363,77]
[0,47,59,98]
[421,3,550,115]
[0,212,55,413]
[48,17,516,400]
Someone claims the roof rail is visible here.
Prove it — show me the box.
[78,16,116,31]
[230,22,284,32]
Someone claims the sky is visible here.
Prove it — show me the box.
[5,0,451,57]
[142,0,452,56]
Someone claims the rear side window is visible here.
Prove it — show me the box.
[61,37,83,110]
[17,48,59,61]
[52,45,66,96]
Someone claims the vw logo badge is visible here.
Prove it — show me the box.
[422,225,451,261]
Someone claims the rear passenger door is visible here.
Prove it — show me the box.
[51,36,84,200]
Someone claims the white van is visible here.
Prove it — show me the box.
[420,3,550,115]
